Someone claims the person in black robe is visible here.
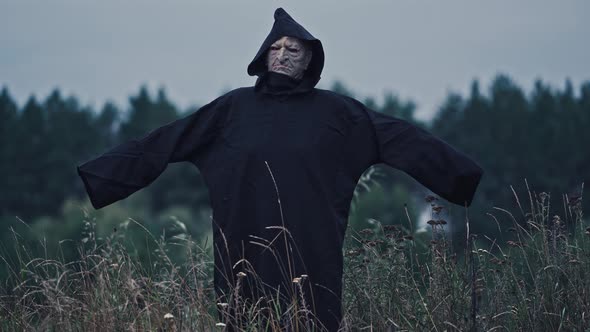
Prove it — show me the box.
[77,8,483,331]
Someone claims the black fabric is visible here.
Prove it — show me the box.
[77,7,483,331]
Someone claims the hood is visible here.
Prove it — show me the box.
[247,8,325,89]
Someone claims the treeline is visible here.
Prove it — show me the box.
[0,74,589,239]
[0,87,210,220]
[431,75,590,234]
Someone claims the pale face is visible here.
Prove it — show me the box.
[266,36,312,80]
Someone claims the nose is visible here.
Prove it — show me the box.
[278,48,288,63]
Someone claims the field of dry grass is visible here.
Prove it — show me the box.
[1,187,589,331]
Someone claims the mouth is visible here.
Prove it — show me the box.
[272,65,291,71]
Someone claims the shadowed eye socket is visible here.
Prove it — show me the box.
[270,45,280,51]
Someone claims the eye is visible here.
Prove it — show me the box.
[270,45,280,51]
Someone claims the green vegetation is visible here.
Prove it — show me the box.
[1,189,588,331]
[0,75,589,330]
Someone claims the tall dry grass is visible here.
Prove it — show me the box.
[1,184,589,331]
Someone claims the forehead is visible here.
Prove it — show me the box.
[271,36,305,46]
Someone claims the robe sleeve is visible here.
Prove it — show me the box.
[77,93,231,209]
[366,108,483,207]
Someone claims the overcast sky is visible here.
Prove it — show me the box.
[1,0,588,120]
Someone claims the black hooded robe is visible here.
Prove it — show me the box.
[78,8,483,331]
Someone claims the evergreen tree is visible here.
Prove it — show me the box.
[0,88,19,215]
[119,86,178,142]
[15,97,49,217]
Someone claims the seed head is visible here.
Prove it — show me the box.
[431,205,444,213]
[383,225,398,232]
[347,249,361,257]
[359,228,374,236]
[567,194,581,206]
[425,195,438,203]
[507,241,525,247]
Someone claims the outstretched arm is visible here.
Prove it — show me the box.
[366,108,483,207]
[78,93,232,209]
